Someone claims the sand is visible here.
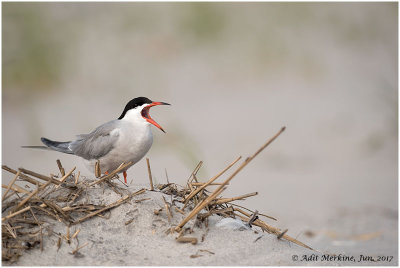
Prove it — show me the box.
[4,182,396,266]
[4,186,310,266]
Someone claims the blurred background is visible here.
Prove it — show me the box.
[2,2,397,260]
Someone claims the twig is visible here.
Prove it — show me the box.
[134,198,151,203]
[165,168,170,184]
[75,171,80,185]
[2,206,31,221]
[188,161,203,183]
[95,160,101,178]
[176,186,226,231]
[57,237,62,251]
[56,159,65,177]
[2,165,44,186]
[211,192,258,205]
[71,229,80,239]
[2,184,29,195]
[125,218,134,225]
[198,207,234,219]
[162,196,172,223]
[191,161,203,183]
[2,171,21,201]
[55,167,76,189]
[230,203,277,221]
[176,236,198,245]
[18,167,61,185]
[183,156,242,204]
[71,242,89,255]
[4,223,17,239]
[64,226,71,243]
[174,207,185,215]
[40,199,73,223]
[15,180,52,211]
[247,210,259,227]
[89,162,133,187]
[277,229,288,240]
[191,182,225,186]
[146,158,154,191]
[235,213,314,250]
[72,188,146,225]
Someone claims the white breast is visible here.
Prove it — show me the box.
[83,108,154,173]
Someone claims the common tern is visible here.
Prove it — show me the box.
[24,97,170,183]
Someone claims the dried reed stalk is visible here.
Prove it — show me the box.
[176,185,227,231]
[247,210,259,226]
[71,229,80,239]
[197,207,234,219]
[89,162,133,186]
[2,206,31,221]
[2,166,44,186]
[71,242,89,255]
[75,171,80,185]
[4,223,17,239]
[55,167,76,189]
[176,236,198,245]
[2,184,30,195]
[191,182,225,186]
[146,158,154,190]
[56,159,65,177]
[183,156,242,204]
[235,213,313,250]
[211,192,258,205]
[2,171,21,201]
[277,229,288,239]
[18,167,61,185]
[16,180,52,210]
[187,161,203,183]
[230,204,277,221]
[40,199,73,222]
[95,160,101,178]
[162,196,172,223]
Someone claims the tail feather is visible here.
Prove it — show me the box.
[21,145,50,150]
[41,137,73,154]
[22,138,73,155]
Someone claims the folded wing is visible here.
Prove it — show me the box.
[69,120,120,160]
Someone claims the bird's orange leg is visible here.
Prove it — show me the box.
[123,171,127,184]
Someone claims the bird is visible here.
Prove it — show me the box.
[23,97,170,183]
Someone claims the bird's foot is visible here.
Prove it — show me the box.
[123,171,127,184]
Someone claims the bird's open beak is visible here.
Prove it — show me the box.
[141,102,170,133]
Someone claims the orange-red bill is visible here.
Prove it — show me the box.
[141,101,170,133]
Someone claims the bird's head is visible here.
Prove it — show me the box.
[118,97,170,133]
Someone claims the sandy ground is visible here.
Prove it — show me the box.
[4,184,394,266]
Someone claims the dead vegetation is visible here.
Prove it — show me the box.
[2,126,315,264]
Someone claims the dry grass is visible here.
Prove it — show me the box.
[2,160,143,263]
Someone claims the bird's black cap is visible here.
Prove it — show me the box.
[118,97,152,120]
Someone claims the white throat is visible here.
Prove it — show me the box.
[120,105,150,127]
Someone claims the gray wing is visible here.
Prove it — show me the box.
[70,120,120,160]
